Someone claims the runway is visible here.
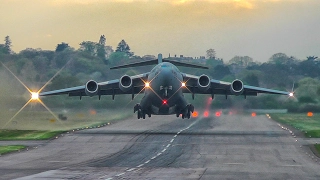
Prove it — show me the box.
[1,113,320,179]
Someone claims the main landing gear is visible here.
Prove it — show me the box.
[176,104,194,119]
[134,104,151,119]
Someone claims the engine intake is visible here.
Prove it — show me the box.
[85,80,99,97]
[197,74,210,92]
[230,79,244,95]
[119,75,132,92]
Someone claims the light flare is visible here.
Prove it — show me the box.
[1,61,71,129]
[2,99,32,129]
[125,70,163,107]
[31,92,39,100]
[162,99,167,105]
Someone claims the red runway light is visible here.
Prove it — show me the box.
[251,112,256,117]
[204,111,209,117]
[215,111,221,117]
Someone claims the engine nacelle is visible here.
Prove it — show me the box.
[197,74,211,92]
[230,79,244,95]
[119,75,132,92]
[85,80,99,97]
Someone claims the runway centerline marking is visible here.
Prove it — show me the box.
[224,163,245,165]
[127,168,136,172]
[115,172,125,177]
[104,117,203,180]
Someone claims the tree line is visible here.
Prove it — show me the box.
[0,35,319,112]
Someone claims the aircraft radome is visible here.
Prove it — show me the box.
[39,54,293,119]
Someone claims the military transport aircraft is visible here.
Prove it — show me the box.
[40,54,293,119]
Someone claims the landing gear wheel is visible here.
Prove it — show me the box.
[187,111,191,119]
[137,110,142,119]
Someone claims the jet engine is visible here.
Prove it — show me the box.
[85,80,99,97]
[230,79,244,95]
[197,74,211,92]
[119,75,132,92]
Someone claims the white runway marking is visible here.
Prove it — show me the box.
[104,117,203,180]
[115,172,125,177]
[127,168,136,172]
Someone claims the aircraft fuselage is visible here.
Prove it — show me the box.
[139,62,188,115]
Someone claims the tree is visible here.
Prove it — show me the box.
[209,65,231,79]
[295,77,320,103]
[115,39,133,57]
[99,35,106,46]
[0,44,6,54]
[268,53,294,65]
[97,35,107,61]
[108,52,128,65]
[55,42,69,52]
[79,41,97,56]
[4,36,12,54]
[306,56,318,61]
[229,56,254,67]
[206,49,216,59]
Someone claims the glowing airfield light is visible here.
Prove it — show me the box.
[145,82,150,87]
[163,100,167,104]
[192,111,198,117]
[31,92,39,100]
[289,92,294,97]
[307,112,313,117]
[215,111,220,117]
[181,82,186,87]
[251,112,256,117]
[204,111,209,117]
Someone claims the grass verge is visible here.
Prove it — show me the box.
[270,113,320,138]
[0,130,64,140]
[0,145,26,155]
[315,144,320,155]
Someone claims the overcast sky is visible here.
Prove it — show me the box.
[1,0,319,62]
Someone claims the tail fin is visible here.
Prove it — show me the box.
[110,54,208,69]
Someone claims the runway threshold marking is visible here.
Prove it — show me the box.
[103,117,203,180]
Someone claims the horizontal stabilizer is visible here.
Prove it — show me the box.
[110,57,208,70]
[110,59,158,69]
[163,59,208,69]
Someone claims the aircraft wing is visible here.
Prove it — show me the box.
[182,73,290,96]
[39,73,149,97]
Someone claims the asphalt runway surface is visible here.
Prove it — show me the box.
[1,113,320,179]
